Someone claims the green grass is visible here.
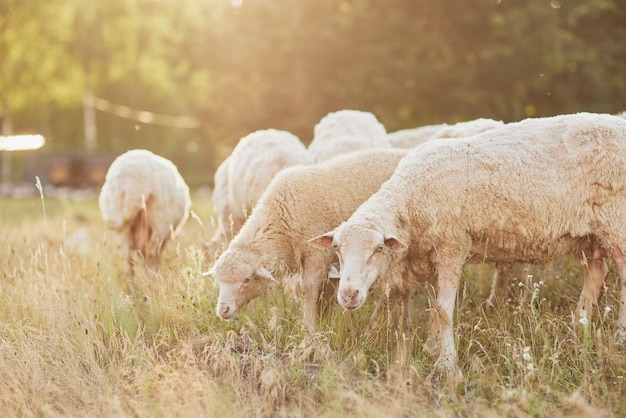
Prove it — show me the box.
[0,193,625,417]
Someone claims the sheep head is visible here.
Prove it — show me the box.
[309,222,407,310]
[204,249,277,320]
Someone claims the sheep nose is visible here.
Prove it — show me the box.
[218,304,231,319]
[340,289,360,309]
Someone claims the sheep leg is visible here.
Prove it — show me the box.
[486,267,508,307]
[301,264,324,332]
[432,262,461,371]
[129,209,149,270]
[120,230,134,275]
[133,195,163,272]
[576,243,608,320]
[611,248,626,343]
[146,235,165,273]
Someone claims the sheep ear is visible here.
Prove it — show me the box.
[256,267,278,283]
[328,264,340,279]
[308,230,336,249]
[202,266,216,277]
[384,234,408,251]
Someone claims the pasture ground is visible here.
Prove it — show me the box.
[1,192,625,417]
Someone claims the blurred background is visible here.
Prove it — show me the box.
[1,0,625,190]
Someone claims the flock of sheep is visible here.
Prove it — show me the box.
[98,109,626,372]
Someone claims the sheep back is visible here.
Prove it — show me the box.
[227,129,312,223]
[234,148,408,263]
[359,112,626,266]
[386,124,447,149]
[431,118,505,139]
[99,149,191,240]
[309,110,390,162]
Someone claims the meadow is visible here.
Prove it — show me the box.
[1,189,625,417]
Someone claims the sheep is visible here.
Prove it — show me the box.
[204,148,409,331]
[386,118,504,149]
[309,112,626,371]
[308,109,390,162]
[205,129,313,257]
[206,156,233,256]
[386,124,447,149]
[431,118,505,139]
[388,118,516,304]
[99,149,191,273]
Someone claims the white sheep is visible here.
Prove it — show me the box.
[310,112,626,371]
[205,129,313,257]
[99,149,191,273]
[386,124,447,149]
[431,118,505,139]
[204,148,409,331]
[207,156,233,255]
[308,109,390,162]
[386,118,504,149]
[387,118,515,304]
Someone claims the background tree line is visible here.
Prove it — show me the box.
[1,0,625,186]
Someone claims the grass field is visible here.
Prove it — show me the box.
[1,190,625,417]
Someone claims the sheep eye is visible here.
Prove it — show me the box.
[243,277,251,285]
[332,244,340,252]
[375,245,384,253]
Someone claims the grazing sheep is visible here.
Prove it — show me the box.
[386,124,447,149]
[310,112,626,371]
[205,129,313,257]
[308,109,390,162]
[387,118,504,149]
[204,148,409,331]
[390,118,512,304]
[431,118,505,139]
[99,149,191,273]
[206,156,233,256]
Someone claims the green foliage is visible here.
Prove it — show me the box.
[1,0,626,186]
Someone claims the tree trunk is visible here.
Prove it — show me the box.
[1,95,13,185]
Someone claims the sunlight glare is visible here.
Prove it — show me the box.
[0,135,45,151]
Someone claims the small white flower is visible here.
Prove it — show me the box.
[523,346,532,361]
[527,362,535,372]
[518,281,524,287]
[527,274,534,280]
[533,282,539,289]
[605,306,612,313]
[539,280,544,286]
[579,316,589,325]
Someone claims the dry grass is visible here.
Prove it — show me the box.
[1,192,625,417]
